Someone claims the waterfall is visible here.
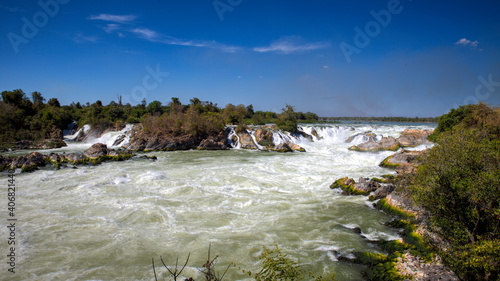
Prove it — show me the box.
[247,129,265,150]
[64,124,91,141]
[272,130,293,146]
[89,124,134,147]
[226,127,241,149]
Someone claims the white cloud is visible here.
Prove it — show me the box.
[254,36,330,54]
[104,24,121,34]
[73,33,98,43]
[455,38,479,48]
[323,65,329,69]
[130,28,160,41]
[89,14,137,24]
[88,13,241,53]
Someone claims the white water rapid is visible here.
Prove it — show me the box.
[2,122,435,281]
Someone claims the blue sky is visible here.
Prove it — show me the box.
[1,0,499,117]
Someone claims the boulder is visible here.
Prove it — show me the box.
[255,128,274,147]
[354,177,381,193]
[349,136,400,152]
[238,131,258,149]
[197,138,229,150]
[345,131,376,143]
[379,149,424,168]
[290,143,305,152]
[84,143,110,158]
[49,153,63,162]
[274,143,292,152]
[370,184,395,200]
[395,163,418,175]
[65,153,86,163]
[11,152,47,171]
[397,129,433,147]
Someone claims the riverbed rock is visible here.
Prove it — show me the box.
[84,143,110,158]
[290,143,306,152]
[65,153,86,163]
[10,152,48,171]
[370,184,395,200]
[274,143,293,152]
[255,128,275,147]
[354,178,381,193]
[349,136,400,152]
[397,129,434,147]
[379,149,425,168]
[345,131,377,143]
[197,138,229,150]
[238,131,258,149]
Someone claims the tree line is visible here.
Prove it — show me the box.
[0,89,319,145]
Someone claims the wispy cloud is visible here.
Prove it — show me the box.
[73,33,99,43]
[254,36,330,54]
[455,38,479,48]
[88,13,241,53]
[103,23,121,34]
[130,28,161,41]
[89,14,137,24]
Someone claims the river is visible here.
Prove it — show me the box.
[1,122,435,281]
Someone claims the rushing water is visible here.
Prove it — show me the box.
[1,123,435,281]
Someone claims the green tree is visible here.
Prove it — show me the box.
[147,100,163,115]
[276,105,298,133]
[47,98,61,107]
[405,105,500,280]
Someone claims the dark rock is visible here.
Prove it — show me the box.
[370,184,395,200]
[84,143,109,158]
[11,152,47,171]
[113,135,126,146]
[197,138,229,150]
[65,153,86,163]
[354,177,380,193]
[274,143,292,152]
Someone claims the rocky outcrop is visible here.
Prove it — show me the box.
[14,139,67,150]
[397,129,433,147]
[84,143,109,158]
[250,126,307,152]
[370,184,395,200]
[1,144,143,173]
[379,149,427,175]
[197,137,229,150]
[9,152,48,172]
[74,124,125,142]
[349,136,400,152]
[345,131,376,143]
[379,149,424,168]
[238,130,258,149]
[348,129,434,152]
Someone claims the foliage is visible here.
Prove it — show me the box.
[242,244,335,281]
[0,88,320,146]
[276,105,299,133]
[404,104,500,280]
